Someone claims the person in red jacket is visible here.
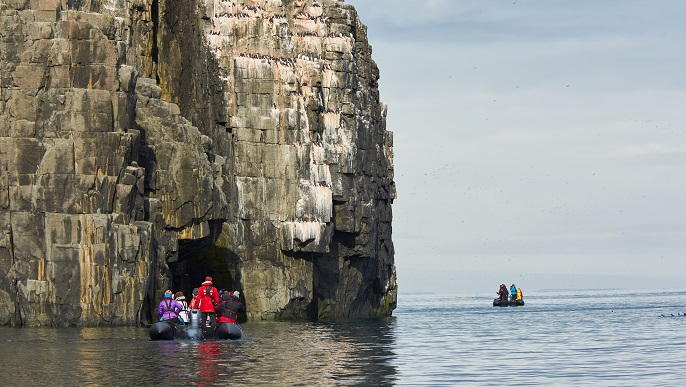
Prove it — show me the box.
[197,276,220,328]
[189,287,199,309]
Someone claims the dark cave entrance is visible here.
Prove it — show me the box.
[168,221,237,299]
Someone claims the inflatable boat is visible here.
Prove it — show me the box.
[493,298,525,307]
[149,309,242,340]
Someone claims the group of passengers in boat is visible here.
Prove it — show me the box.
[497,283,524,303]
[157,276,246,327]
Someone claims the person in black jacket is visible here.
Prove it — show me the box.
[217,291,246,324]
[497,284,509,303]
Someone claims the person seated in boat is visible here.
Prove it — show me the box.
[510,284,517,302]
[497,284,509,302]
[217,291,246,324]
[158,290,184,324]
[197,277,220,328]
[516,287,523,301]
[189,288,199,309]
[175,291,190,324]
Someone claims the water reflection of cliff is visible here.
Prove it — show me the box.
[233,319,399,385]
[0,320,397,385]
[152,319,398,385]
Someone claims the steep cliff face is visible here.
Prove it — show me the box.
[0,0,396,326]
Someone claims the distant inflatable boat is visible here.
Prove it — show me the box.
[149,309,242,340]
[493,298,525,307]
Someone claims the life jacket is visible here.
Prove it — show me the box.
[198,284,219,312]
[177,298,189,322]
[160,299,180,322]
[206,286,219,309]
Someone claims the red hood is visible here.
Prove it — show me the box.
[201,281,213,286]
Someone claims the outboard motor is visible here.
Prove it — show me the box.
[190,309,200,328]
[186,309,202,340]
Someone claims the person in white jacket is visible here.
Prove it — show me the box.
[174,291,190,324]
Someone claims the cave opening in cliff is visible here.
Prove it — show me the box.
[168,221,238,298]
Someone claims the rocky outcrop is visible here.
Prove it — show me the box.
[0,0,396,326]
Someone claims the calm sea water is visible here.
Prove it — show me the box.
[1,289,685,386]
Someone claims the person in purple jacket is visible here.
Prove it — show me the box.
[157,290,184,324]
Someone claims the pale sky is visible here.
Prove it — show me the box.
[345,0,686,294]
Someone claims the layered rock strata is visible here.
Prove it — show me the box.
[0,0,396,326]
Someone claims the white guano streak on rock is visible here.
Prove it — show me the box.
[235,176,251,219]
[309,144,332,187]
[285,220,326,246]
[314,185,332,220]
[322,111,355,171]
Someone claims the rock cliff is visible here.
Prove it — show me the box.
[0,0,396,326]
